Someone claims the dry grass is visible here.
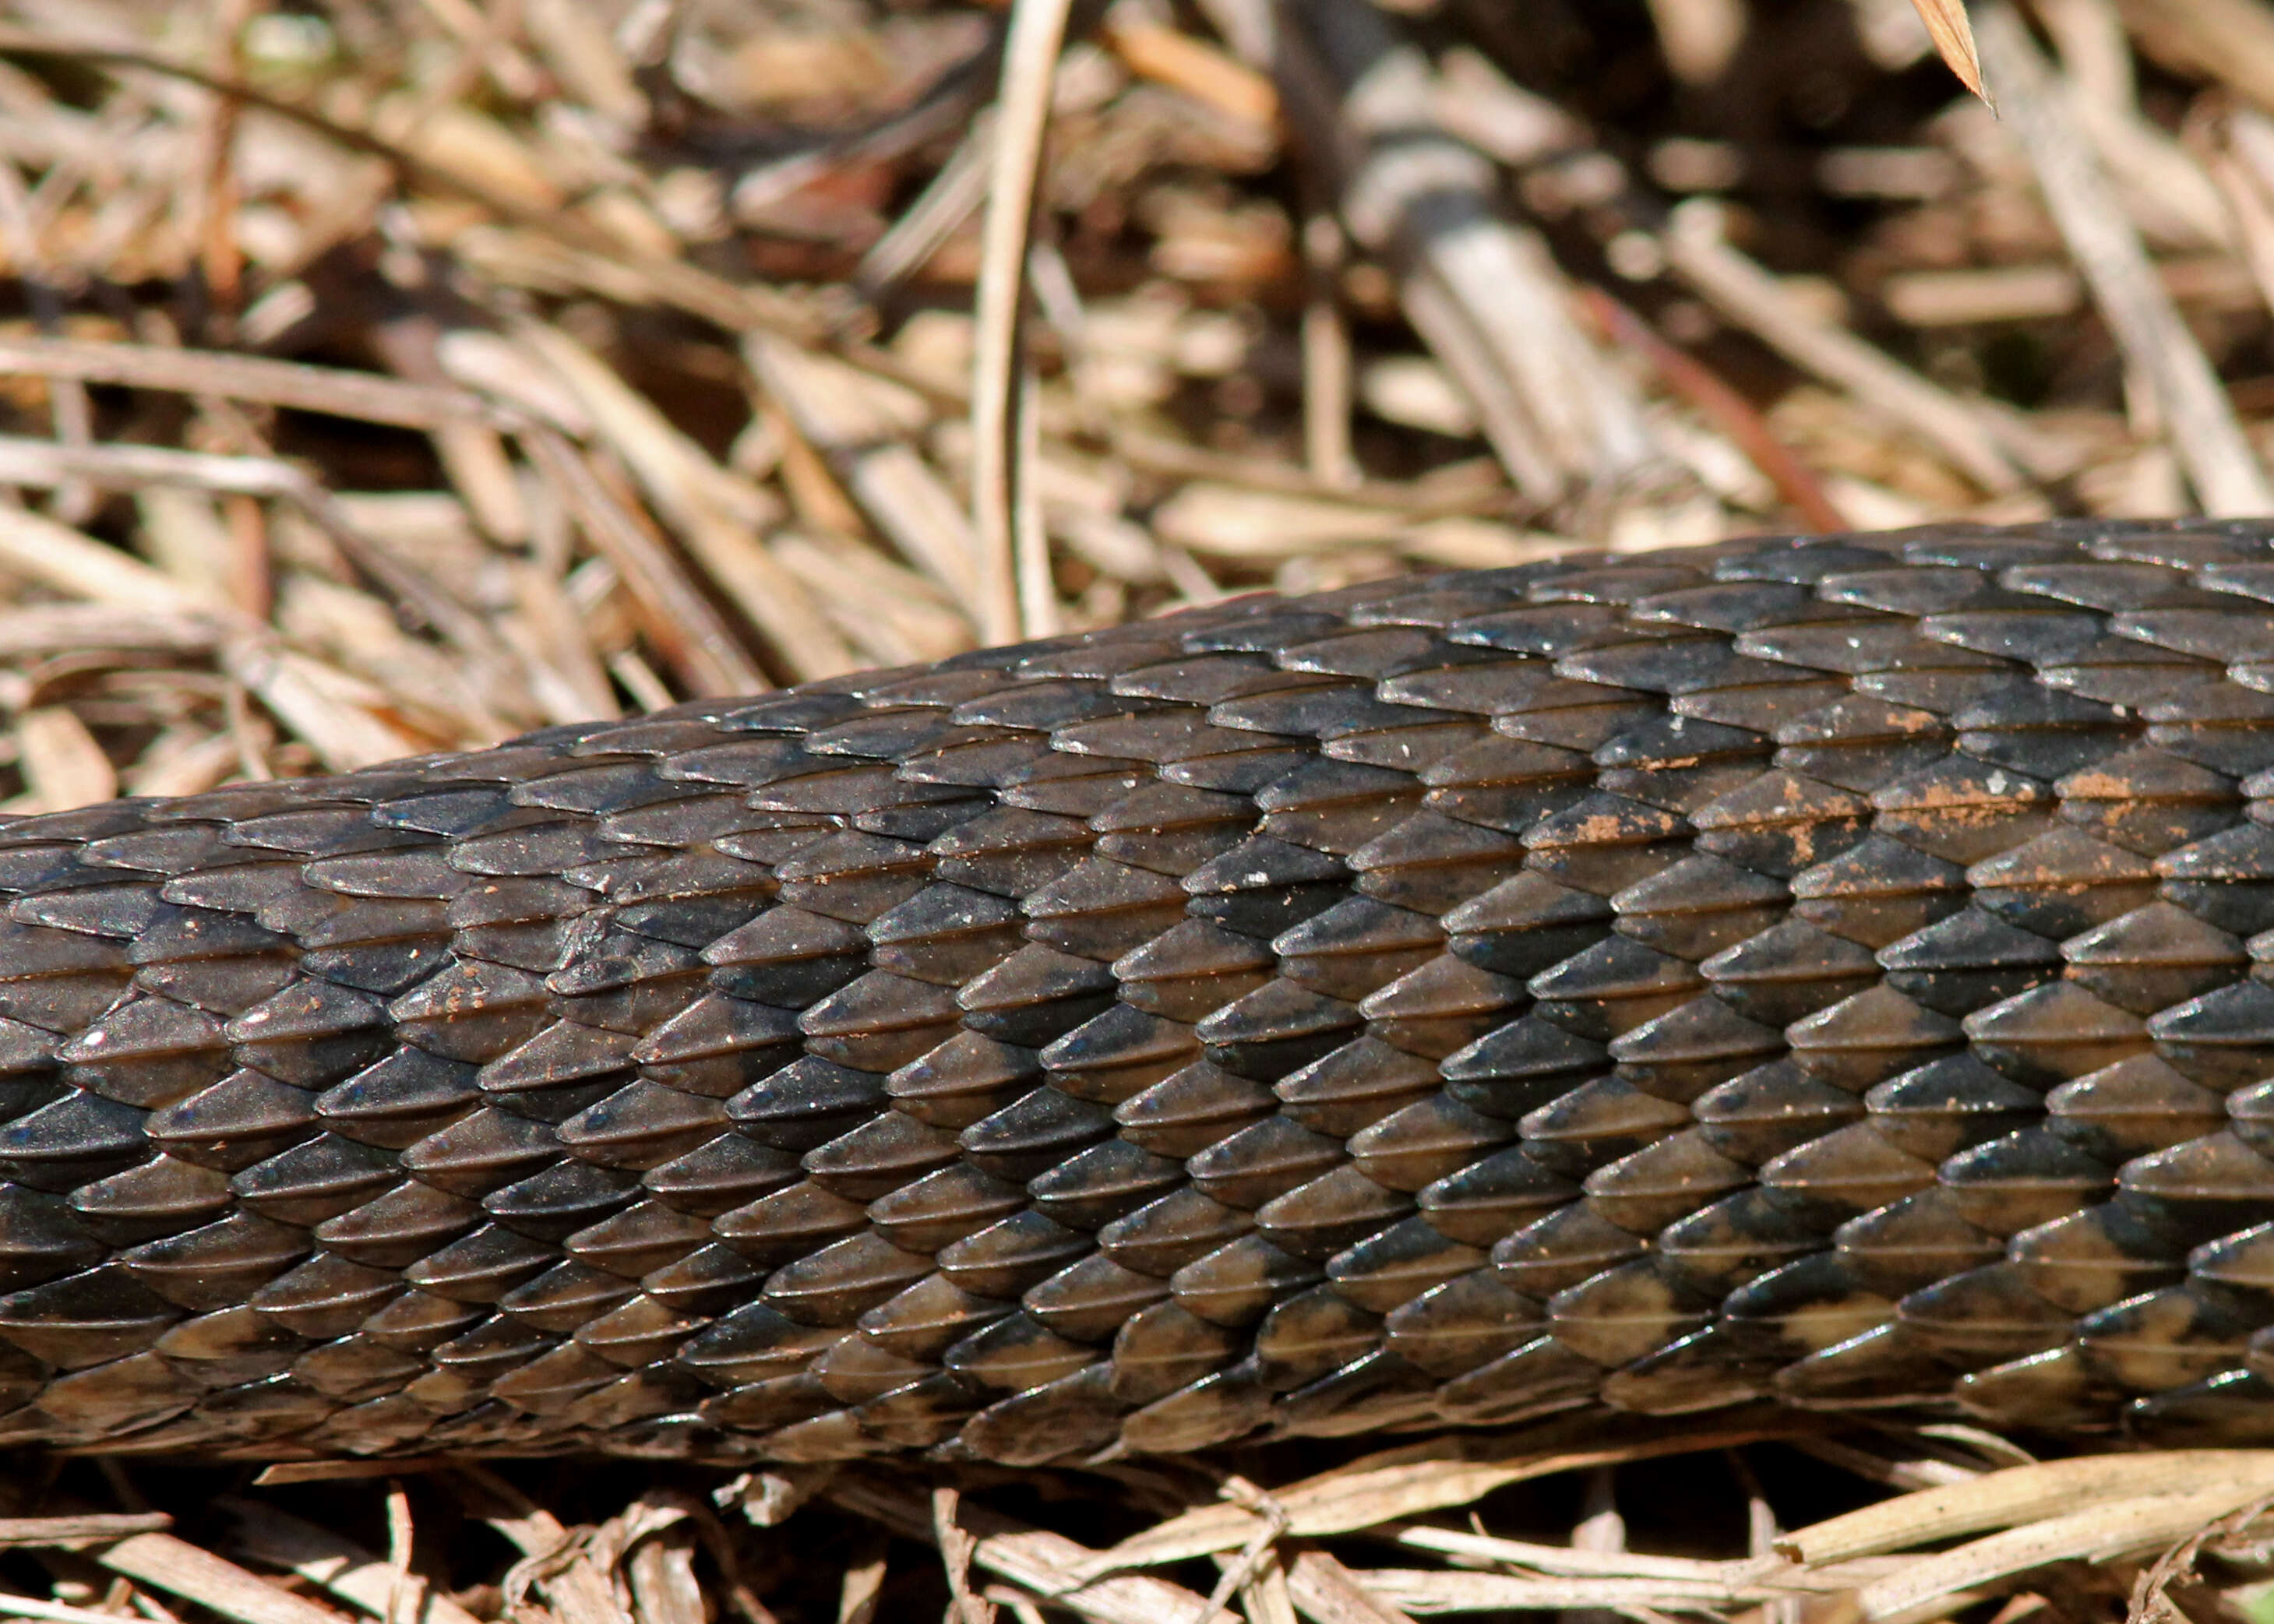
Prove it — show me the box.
[11,1417,2274,1624]
[1,0,2274,1618]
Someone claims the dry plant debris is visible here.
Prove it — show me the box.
[9,1425,2274,1624]
[9,0,2274,1617]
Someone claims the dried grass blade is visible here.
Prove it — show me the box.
[1383,270,1561,503]
[1107,12,1277,124]
[501,562,620,725]
[519,325,856,681]
[126,730,245,798]
[1089,1421,1807,1573]
[1909,0,1989,101]
[1341,1569,1741,1613]
[366,318,531,546]
[220,1500,484,1624]
[824,1478,1236,1624]
[220,640,427,770]
[1390,1527,1735,1582]
[0,606,224,659]
[1578,286,1849,530]
[97,1532,358,1624]
[770,532,971,668]
[293,494,518,673]
[856,116,996,294]
[1661,199,2033,492]
[382,1486,413,1624]
[968,0,1075,643]
[0,337,504,431]
[1853,1486,2274,1622]
[1284,1553,1414,1624]
[0,435,305,502]
[16,705,115,811]
[1972,0,2274,513]
[462,1474,630,1624]
[623,1528,704,1624]
[0,1595,186,1624]
[1151,483,1434,558]
[0,1515,171,1549]
[1275,0,1667,499]
[747,336,984,618]
[0,24,813,342]
[0,506,203,611]
[1241,1557,1299,1624]
[965,1528,1236,1624]
[1775,1450,2274,1565]
[2117,0,2274,113]
[520,428,766,696]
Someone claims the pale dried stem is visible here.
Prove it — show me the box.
[1661,199,2040,492]
[1975,0,2272,513]
[969,0,1076,643]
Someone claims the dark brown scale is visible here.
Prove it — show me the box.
[1787,988,1964,1094]
[1774,695,1950,793]
[12,524,2274,1460]
[1360,955,1526,1059]
[1273,1037,1428,1128]
[1197,982,1366,1081]
[1116,1062,1277,1156]
[1519,792,1688,895]
[957,946,1119,1047]
[1111,918,1273,1020]
[1024,858,1190,960]
[1274,897,1444,1002]
[1607,995,1783,1100]
[1443,872,1614,980]
[1257,759,1425,854]
[887,1033,1039,1130]
[1611,855,1787,960]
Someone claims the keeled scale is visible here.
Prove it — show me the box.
[2,522,2274,1460]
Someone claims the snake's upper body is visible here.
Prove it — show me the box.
[6,520,2274,1463]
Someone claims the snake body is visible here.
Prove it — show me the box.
[5,521,2274,1461]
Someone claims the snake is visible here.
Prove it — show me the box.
[5,518,2274,1464]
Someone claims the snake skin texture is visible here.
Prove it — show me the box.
[10,521,2274,1463]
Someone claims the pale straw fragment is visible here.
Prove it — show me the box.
[1240,1556,1299,1624]
[1279,0,1669,502]
[220,1501,482,1624]
[0,336,506,431]
[97,1533,358,1624]
[0,1596,179,1624]
[1662,201,2037,492]
[517,324,854,682]
[0,1517,173,1550]
[823,1477,1236,1624]
[1285,1552,1416,1624]
[747,335,982,611]
[1088,1421,1807,1573]
[1973,0,2273,513]
[968,0,1077,643]
[520,427,764,696]
[0,502,213,612]
[1854,1487,2274,1622]
[464,1473,633,1624]
[16,704,115,810]
[218,640,427,770]
[1773,1450,2274,1565]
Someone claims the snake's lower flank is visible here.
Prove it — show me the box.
[7,520,2274,1463]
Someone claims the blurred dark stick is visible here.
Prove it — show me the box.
[1577,287,1849,534]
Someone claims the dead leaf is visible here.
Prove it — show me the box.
[1910,0,1990,103]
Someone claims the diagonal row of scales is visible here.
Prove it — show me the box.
[9,520,2274,1462]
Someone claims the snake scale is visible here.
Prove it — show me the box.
[8,520,2274,1463]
